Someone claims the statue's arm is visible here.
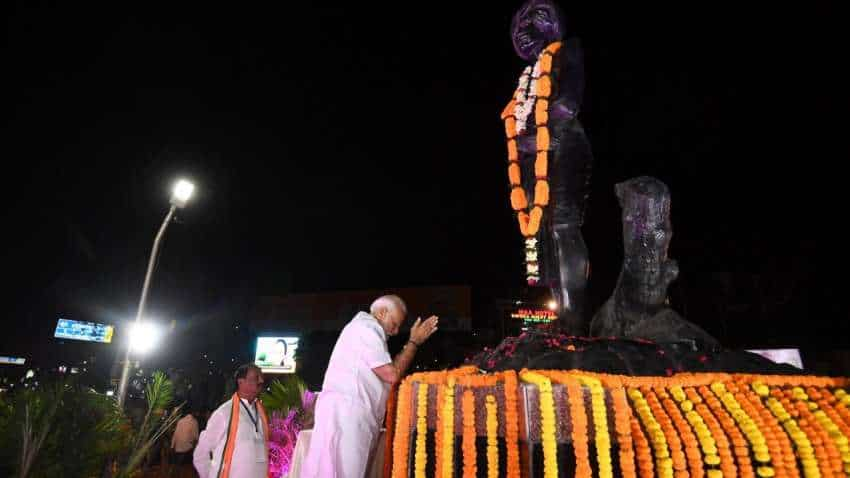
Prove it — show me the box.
[550,38,585,121]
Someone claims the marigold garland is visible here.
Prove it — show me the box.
[814,389,850,474]
[461,390,477,478]
[415,384,429,478]
[391,371,850,478]
[502,370,522,478]
[521,371,560,478]
[658,386,705,478]
[687,386,739,477]
[765,392,820,478]
[787,388,842,478]
[700,384,755,478]
[393,377,414,478]
[630,387,675,478]
[579,375,614,478]
[736,381,796,478]
[642,387,686,478]
[434,377,445,478]
[804,387,850,476]
[485,395,499,478]
[441,378,456,478]
[501,41,562,284]
[385,384,399,478]
[631,413,655,478]
[712,381,775,478]
[612,385,639,478]
[727,381,785,478]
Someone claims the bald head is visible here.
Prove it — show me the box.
[370,295,407,336]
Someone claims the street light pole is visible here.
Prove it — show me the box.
[117,204,176,407]
[116,179,194,407]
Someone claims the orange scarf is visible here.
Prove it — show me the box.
[216,393,271,478]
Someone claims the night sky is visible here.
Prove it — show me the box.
[2,1,845,366]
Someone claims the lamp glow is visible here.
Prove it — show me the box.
[128,322,160,354]
[170,180,195,208]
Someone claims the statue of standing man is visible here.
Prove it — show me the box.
[502,0,594,333]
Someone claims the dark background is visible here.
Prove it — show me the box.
[2,1,845,378]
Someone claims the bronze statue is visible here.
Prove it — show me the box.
[590,177,719,348]
[503,0,594,333]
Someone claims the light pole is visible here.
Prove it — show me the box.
[116,179,194,406]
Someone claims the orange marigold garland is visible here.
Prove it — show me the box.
[612,385,639,478]
[630,387,675,478]
[441,377,456,478]
[658,386,705,478]
[461,390,477,478]
[385,384,399,478]
[686,386,739,478]
[434,378,445,478]
[501,41,562,285]
[393,377,414,478]
[392,371,850,478]
[766,390,820,478]
[631,414,655,478]
[502,370,522,478]
[559,373,591,478]
[485,395,499,478]
[643,387,687,478]
[712,381,775,478]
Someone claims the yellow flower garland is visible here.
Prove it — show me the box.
[671,385,723,475]
[393,371,850,478]
[415,383,429,478]
[629,388,675,478]
[578,375,614,478]
[521,371,559,478]
[485,395,499,478]
[765,394,820,478]
[712,382,776,478]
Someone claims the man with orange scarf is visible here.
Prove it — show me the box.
[194,364,270,478]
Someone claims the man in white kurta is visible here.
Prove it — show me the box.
[194,364,269,478]
[301,295,438,478]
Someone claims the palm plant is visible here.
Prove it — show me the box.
[115,370,183,478]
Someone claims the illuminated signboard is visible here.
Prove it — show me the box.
[0,356,26,365]
[510,308,557,324]
[54,318,115,343]
[255,337,299,374]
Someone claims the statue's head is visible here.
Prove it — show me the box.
[511,0,565,62]
[615,177,678,307]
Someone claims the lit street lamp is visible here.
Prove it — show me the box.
[116,179,195,406]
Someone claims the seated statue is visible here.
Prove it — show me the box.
[590,177,719,348]
[503,0,594,334]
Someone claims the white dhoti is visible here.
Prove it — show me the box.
[301,392,380,478]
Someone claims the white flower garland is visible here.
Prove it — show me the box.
[514,58,543,135]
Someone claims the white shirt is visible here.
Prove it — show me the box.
[320,311,393,428]
[193,397,267,478]
[171,414,199,453]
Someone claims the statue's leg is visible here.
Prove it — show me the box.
[552,223,590,334]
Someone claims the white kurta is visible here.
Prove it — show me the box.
[301,312,392,478]
[193,398,268,478]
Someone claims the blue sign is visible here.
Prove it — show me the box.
[54,318,115,343]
